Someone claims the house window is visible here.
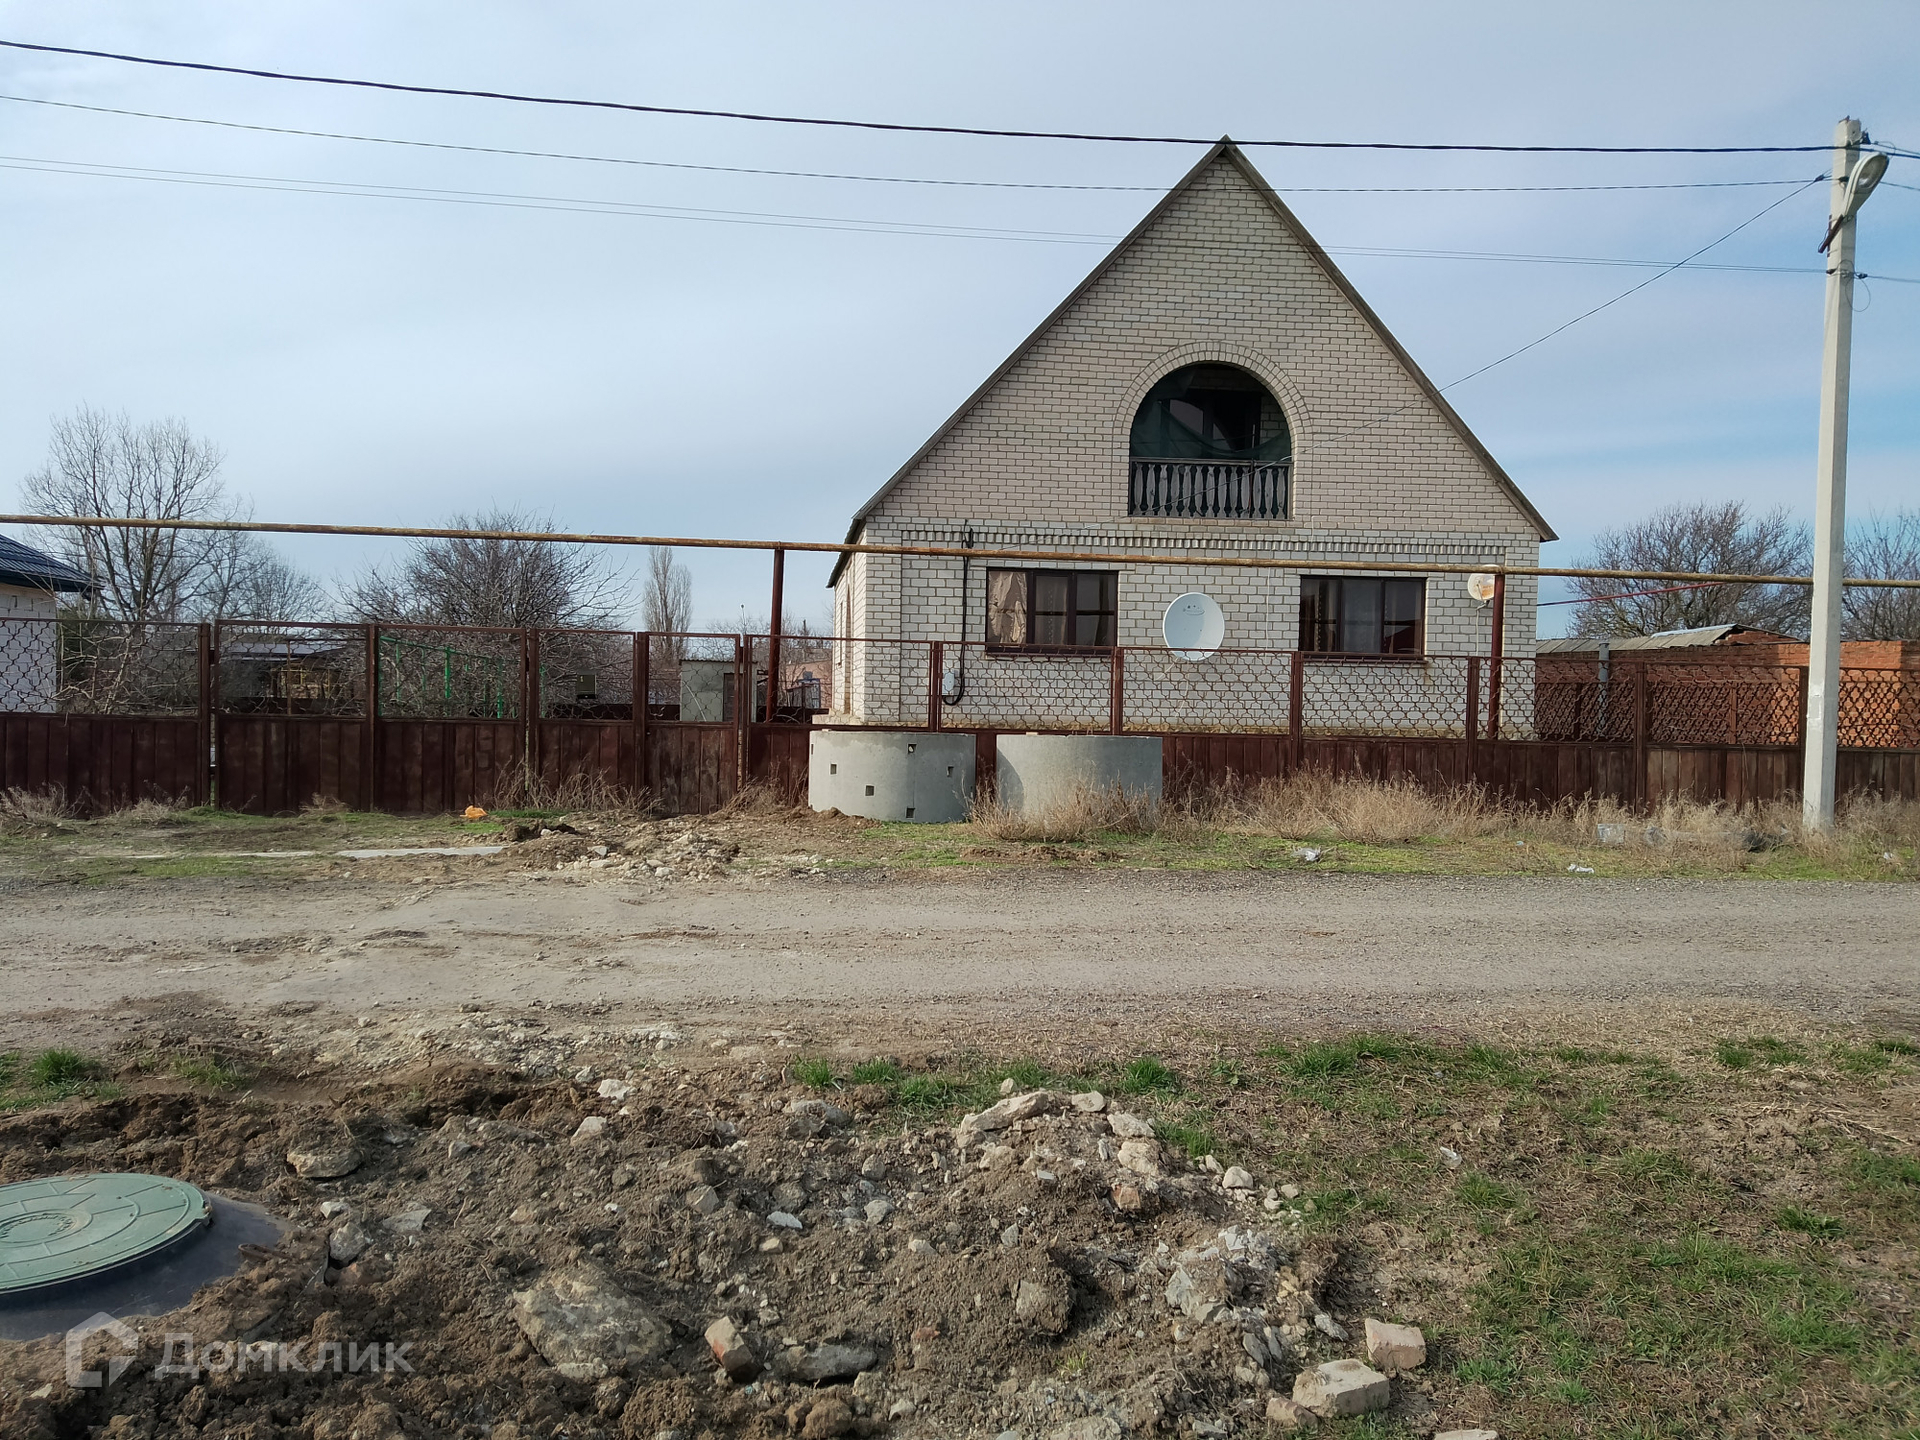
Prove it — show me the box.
[1128,363,1291,520]
[1298,577,1425,656]
[987,568,1118,649]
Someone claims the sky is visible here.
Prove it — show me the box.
[1,1,1915,637]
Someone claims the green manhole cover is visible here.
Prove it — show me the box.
[0,1174,210,1295]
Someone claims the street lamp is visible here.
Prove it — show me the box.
[1804,120,1889,830]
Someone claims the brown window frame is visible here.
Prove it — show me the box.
[985,568,1119,651]
[1298,575,1427,659]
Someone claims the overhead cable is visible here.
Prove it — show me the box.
[0,39,1861,153]
[6,513,1918,588]
[20,153,1910,280]
[0,93,1848,194]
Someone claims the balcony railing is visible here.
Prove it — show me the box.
[1128,458,1289,520]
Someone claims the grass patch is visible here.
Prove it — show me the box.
[0,1048,119,1112]
[1715,1035,1805,1069]
[849,1058,904,1086]
[1457,1171,1519,1212]
[792,1057,835,1089]
[170,1053,250,1090]
[1117,1055,1181,1096]
[1777,1205,1843,1239]
[1155,1116,1218,1161]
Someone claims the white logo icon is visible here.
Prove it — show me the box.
[66,1312,138,1388]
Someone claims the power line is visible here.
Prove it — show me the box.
[20,153,1909,281]
[0,93,1846,196]
[7,512,1918,587]
[0,38,1862,154]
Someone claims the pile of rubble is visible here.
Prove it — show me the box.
[499,817,743,881]
[0,1065,1505,1439]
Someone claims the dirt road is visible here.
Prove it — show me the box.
[5,869,1915,1051]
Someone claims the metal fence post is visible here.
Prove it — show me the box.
[1288,650,1305,776]
[634,632,650,802]
[197,622,213,806]
[1632,661,1649,810]
[364,624,379,811]
[1110,646,1124,736]
[928,641,943,731]
[1465,656,1480,788]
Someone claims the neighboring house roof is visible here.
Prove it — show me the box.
[1535,625,1790,654]
[0,534,94,594]
[831,136,1554,586]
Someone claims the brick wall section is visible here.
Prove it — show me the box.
[831,149,1546,725]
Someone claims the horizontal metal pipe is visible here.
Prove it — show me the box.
[3,512,1915,589]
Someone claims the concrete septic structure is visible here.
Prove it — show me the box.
[809,730,975,823]
[995,734,1163,816]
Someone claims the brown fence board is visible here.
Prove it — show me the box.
[534,720,636,799]
[1,714,202,811]
[215,717,368,814]
[646,723,735,815]
[747,727,810,805]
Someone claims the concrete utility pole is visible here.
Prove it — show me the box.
[1803,117,1887,829]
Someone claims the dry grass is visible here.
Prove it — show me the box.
[491,766,662,824]
[0,787,76,826]
[971,782,1161,843]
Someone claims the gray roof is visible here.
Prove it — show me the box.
[1535,625,1757,654]
[0,534,94,593]
[830,137,1555,585]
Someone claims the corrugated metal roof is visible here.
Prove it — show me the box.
[0,534,94,593]
[1535,626,1742,654]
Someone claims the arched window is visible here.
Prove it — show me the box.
[1128,364,1290,519]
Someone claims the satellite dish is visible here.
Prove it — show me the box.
[1162,592,1225,661]
[1465,573,1498,606]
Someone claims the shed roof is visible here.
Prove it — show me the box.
[0,534,94,594]
[1535,625,1790,654]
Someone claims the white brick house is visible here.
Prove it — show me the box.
[828,140,1553,733]
[0,535,95,713]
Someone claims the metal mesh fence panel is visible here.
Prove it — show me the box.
[940,643,1107,731]
[376,626,522,720]
[1838,668,1920,748]
[1303,655,1471,738]
[0,617,201,715]
[1644,664,1801,745]
[537,629,633,720]
[1524,657,1635,742]
[217,623,366,716]
[1122,647,1291,733]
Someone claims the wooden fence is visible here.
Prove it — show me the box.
[0,618,1915,814]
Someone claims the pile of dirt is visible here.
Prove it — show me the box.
[490,817,745,882]
[0,1062,1431,1440]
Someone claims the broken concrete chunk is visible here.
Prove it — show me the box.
[859,1153,888,1181]
[511,1261,672,1381]
[1164,1254,1230,1322]
[384,1205,431,1235]
[1313,1311,1348,1340]
[978,1144,1016,1170]
[956,1089,1064,1145]
[1069,1090,1107,1112]
[1107,1112,1156,1139]
[1117,1138,1163,1178]
[1110,1182,1150,1214]
[1293,1359,1390,1419]
[1364,1317,1427,1373]
[864,1198,894,1224]
[768,1210,803,1230]
[572,1116,606,1141]
[287,1139,361,1179]
[328,1223,371,1265]
[1222,1166,1255,1190]
[785,1098,850,1126]
[319,1199,350,1219]
[1434,1431,1498,1440]
[596,1078,634,1102]
[686,1184,722,1216]
[1014,1267,1074,1334]
[704,1316,761,1382]
[784,1340,877,1383]
[1265,1394,1318,1431]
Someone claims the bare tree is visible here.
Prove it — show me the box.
[23,406,231,622]
[1568,501,1812,639]
[1844,509,1920,640]
[642,547,692,636]
[200,533,328,621]
[340,507,629,630]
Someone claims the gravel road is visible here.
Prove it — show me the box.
[4,870,1914,1049]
